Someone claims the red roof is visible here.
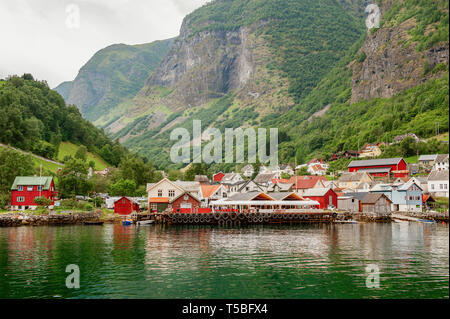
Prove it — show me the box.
[213,172,225,182]
[308,158,324,164]
[288,176,327,189]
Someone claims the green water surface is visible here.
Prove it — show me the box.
[0,223,448,298]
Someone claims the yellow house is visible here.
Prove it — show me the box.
[359,143,382,158]
[337,172,373,190]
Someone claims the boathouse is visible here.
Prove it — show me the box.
[361,193,392,216]
[302,188,338,209]
[114,197,140,215]
[348,158,408,178]
[10,176,57,210]
[170,192,201,213]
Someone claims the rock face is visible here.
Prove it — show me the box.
[145,21,255,108]
[351,2,449,103]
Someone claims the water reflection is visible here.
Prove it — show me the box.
[0,223,448,299]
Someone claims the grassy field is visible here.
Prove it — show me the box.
[58,142,109,170]
[33,157,63,173]
[405,155,419,164]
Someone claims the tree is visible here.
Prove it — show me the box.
[297,166,309,176]
[109,178,136,196]
[75,145,88,161]
[58,158,92,198]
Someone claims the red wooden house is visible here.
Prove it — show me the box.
[10,176,57,210]
[348,158,408,178]
[302,188,338,209]
[114,197,140,215]
[213,172,225,182]
[170,192,201,213]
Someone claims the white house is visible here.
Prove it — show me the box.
[241,165,254,178]
[428,170,449,198]
[221,172,244,184]
[434,154,449,171]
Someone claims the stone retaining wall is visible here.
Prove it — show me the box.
[0,211,103,227]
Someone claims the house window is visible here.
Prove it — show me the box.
[440,184,443,190]
[151,203,157,210]
[37,186,42,192]
[431,184,435,190]
[169,190,175,198]
[17,196,25,202]
[27,186,33,191]
[445,184,448,190]
[122,199,126,204]
[157,189,163,197]
[18,186,23,191]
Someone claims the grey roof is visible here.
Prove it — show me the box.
[338,172,370,182]
[428,170,449,181]
[348,158,403,168]
[174,181,201,192]
[343,192,369,201]
[253,173,275,184]
[418,154,438,161]
[302,188,333,197]
[227,192,263,201]
[236,180,263,192]
[362,193,391,204]
[357,167,392,173]
[269,192,299,200]
[194,175,209,182]
[436,154,449,163]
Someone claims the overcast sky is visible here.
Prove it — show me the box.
[0,0,209,88]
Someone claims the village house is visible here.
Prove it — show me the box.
[330,150,359,161]
[302,188,338,209]
[337,195,361,212]
[213,172,225,182]
[392,133,419,144]
[114,196,140,215]
[427,170,449,198]
[358,143,382,158]
[361,193,392,216]
[236,180,264,193]
[289,175,327,195]
[370,181,423,212]
[147,178,189,212]
[241,164,254,178]
[433,154,449,171]
[308,163,327,176]
[199,184,228,206]
[221,172,244,185]
[194,175,210,184]
[10,176,57,210]
[170,192,201,213]
[253,172,276,191]
[418,154,438,168]
[348,157,408,178]
[406,176,429,193]
[337,172,373,190]
[272,164,294,177]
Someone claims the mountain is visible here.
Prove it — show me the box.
[55,0,449,169]
[54,39,174,124]
[0,74,130,167]
[107,0,367,167]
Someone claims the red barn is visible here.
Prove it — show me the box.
[114,197,140,215]
[302,188,338,209]
[10,176,57,210]
[213,172,225,182]
[348,158,408,178]
[170,192,201,213]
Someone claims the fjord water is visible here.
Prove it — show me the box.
[0,223,448,299]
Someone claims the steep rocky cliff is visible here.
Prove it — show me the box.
[351,0,449,102]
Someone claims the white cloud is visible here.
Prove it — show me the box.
[0,0,208,88]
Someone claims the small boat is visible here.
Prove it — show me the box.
[418,219,435,224]
[137,220,154,226]
[84,221,104,225]
[122,220,133,226]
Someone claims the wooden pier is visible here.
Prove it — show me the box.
[153,210,337,226]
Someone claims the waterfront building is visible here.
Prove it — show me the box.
[114,197,140,215]
[170,192,201,213]
[10,176,57,210]
[200,184,228,206]
[370,180,423,212]
[302,188,338,209]
[361,193,392,216]
[427,170,449,198]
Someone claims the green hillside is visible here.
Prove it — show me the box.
[54,39,174,123]
[58,142,109,170]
